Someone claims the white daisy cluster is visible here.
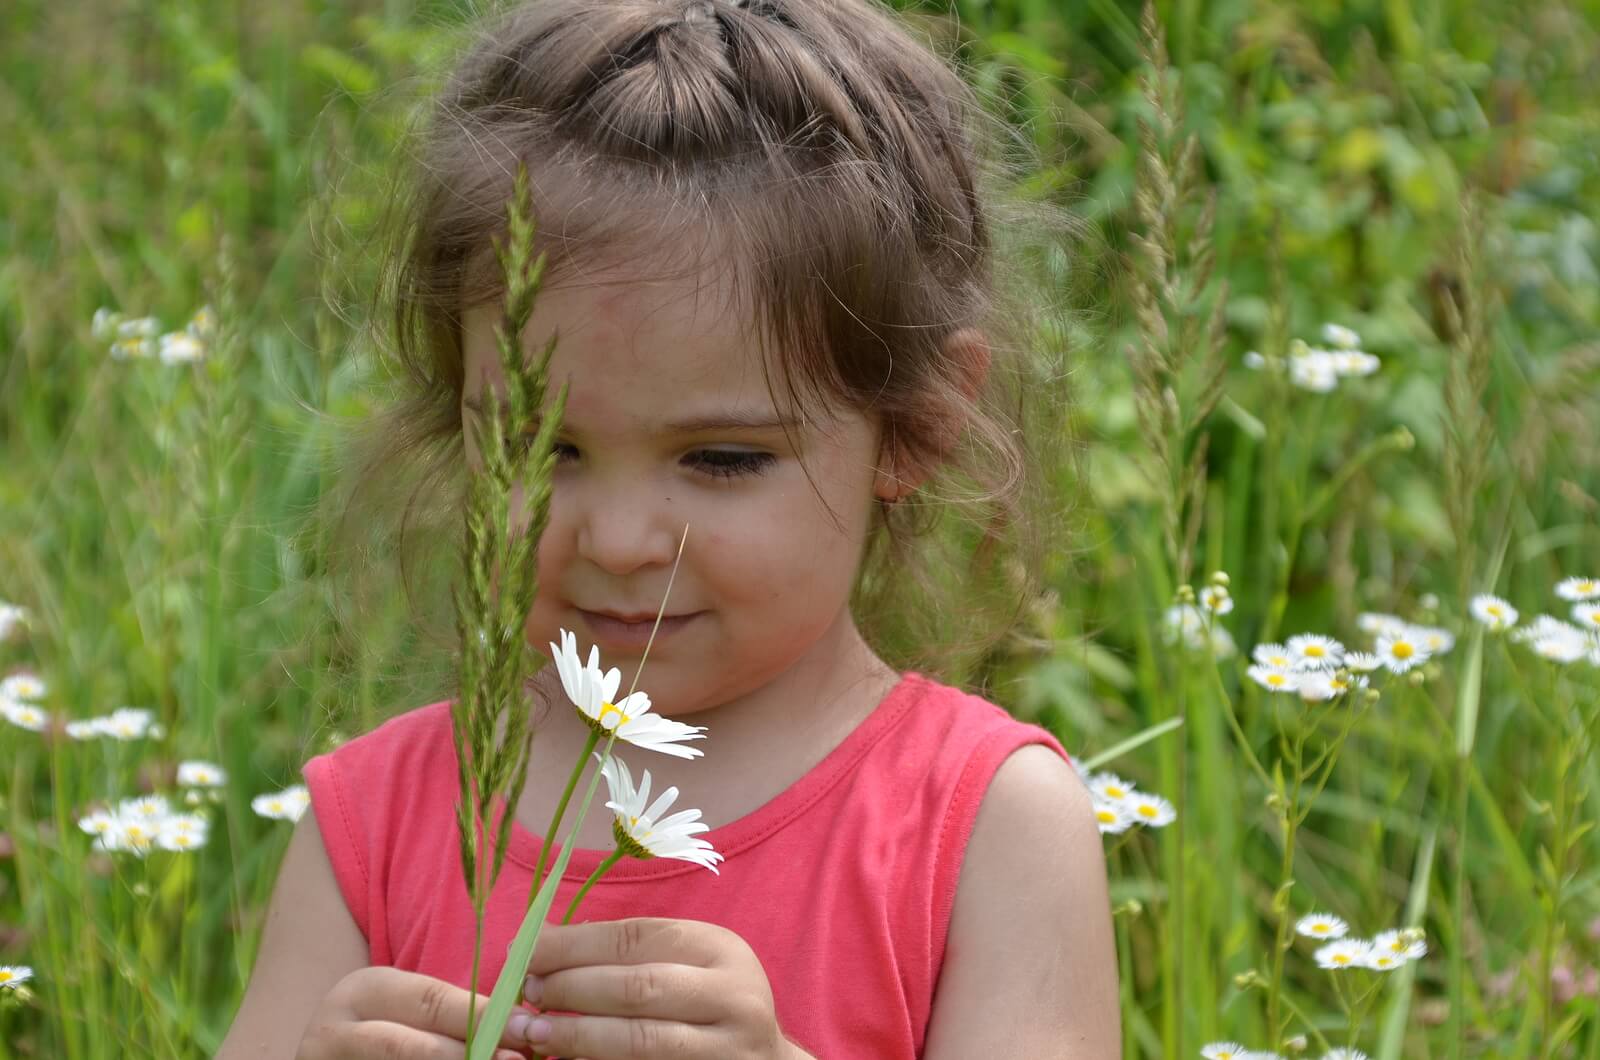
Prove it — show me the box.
[549,630,723,873]
[1,671,49,731]
[1082,771,1176,834]
[78,795,211,856]
[1242,323,1381,393]
[251,785,310,822]
[63,706,165,741]
[1203,1044,1364,1060]
[93,305,215,365]
[1162,573,1238,658]
[0,600,28,642]
[1245,634,1372,701]
[0,965,33,991]
[1354,611,1456,674]
[1295,913,1427,973]
[178,759,227,806]
[1500,576,1600,666]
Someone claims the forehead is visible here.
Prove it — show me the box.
[463,264,805,429]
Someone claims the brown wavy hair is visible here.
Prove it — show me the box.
[322,0,1085,708]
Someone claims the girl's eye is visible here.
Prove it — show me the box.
[548,443,774,479]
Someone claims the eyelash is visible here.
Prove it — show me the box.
[551,443,775,479]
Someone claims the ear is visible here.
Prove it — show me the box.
[873,327,991,502]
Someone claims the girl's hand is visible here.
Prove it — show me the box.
[520,917,807,1059]
[297,966,535,1060]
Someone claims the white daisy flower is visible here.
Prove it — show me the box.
[0,673,45,701]
[1356,611,1408,637]
[1323,1050,1370,1060]
[251,785,310,822]
[109,336,155,360]
[1332,350,1381,377]
[92,307,123,340]
[1571,602,1600,631]
[1342,651,1383,672]
[1469,595,1518,631]
[1248,664,1300,693]
[1360,947,1406,972]
[1090,798,1135,835]
[156,813,210,852]
[1370,928,1427,962]
[64,719,102,740]
[0,603,27,641]
[1512,615,1578,643]
[1295,913,1349,940]
[1411,625,1455,655]
[1200,585,1234,615]
[1314,938,1372,970]
[549,630,707,759]
[1289,352,1340,393]
[2,700,49,732]
[1287,634,1345,671]
[101,708,155,741]
[1125,791,1177,828]
[177,760,226,787]
[158,331,206,365]
[596,753,723,873]
[1374,632,1430,673]
[77,810,118,838]
[118,795,171,822]
[1321,323,1361,349]
[116,316,160,339]
[1252,643,1295,669]
[1555,577,1600,602]
[1201,1044,1250,1060]
[1087,773,1135,802]
[100,818,161,857]
[1532,630,1588,664]
[0,965,32,990]
[186,305,217,340]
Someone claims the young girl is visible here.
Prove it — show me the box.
[219,0,1118,1055]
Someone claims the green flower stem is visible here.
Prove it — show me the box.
[562,848,625,925]
[527,728,601,911]
[1203,655,1271,789]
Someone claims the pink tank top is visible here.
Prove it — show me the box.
[302,671,1071,1059]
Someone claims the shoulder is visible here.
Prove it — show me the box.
[923,742,1121,1057]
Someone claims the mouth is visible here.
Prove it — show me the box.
[576,608,703,648]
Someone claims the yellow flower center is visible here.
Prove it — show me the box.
[1333,954,1351,965]
[0,972,11,983]
[1487,605,1503,618]
[598,702,633,728]
[1268,674,1287,687]
[1391,642,1414,660]
[1306,645,1325,658]
[1095,809,1117,824]
[1104,784,1126,798]
[1137,804,1157,818]
[1312,924,1330,934]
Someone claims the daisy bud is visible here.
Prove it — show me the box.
[1209,570,1230,587]
[1407,669,1427,686]
[1283,1034,1308,1052]
[1232,969,1263,988]
[1177,584,1196,604]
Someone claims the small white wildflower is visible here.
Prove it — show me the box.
[1287,633,1345,671]
[1289,351,1340,393]
[92,307,123,340]
[1342,651,1382,672]
[158,331,206,365]
[118,795,171,822]
[1323,1050,1371,1060]
[116,316,160,339]
[177,760,226,787]
[1091,798,1135,835]
[1295,913,1349,940]
[109,336,156,360]
[0,966,32,990]
[1314,938,1372,970]
[1252,643,1296,669]
[1374,631,1429,673]
[64,719,102,740]
[102,708,154,741]
[156,813,211,852]
[1088,773,1136,802]
[1469,594,1518,631]
[0,602,27,641]
[1248,664,1300,693]
[2,700,49,732]
[1360,946,1406,972]
[1555,577,1600,602]
[186,305,217,340]
[77,810,118,837]
[252,785,310,822]
[1356,611,1408,637]
[1200,584,1234,616]
[1201,1044,1250,1060]
[1370,927,1427,962]
[1321,323,1361,349]
[1332,350,1381,377]
[1532,630,1588,664]
[1571,602,1600,631]
[1125,791,1177,828]
[1242,351,1268,370]
[0,673,46,701]
[1410,625,1455,655]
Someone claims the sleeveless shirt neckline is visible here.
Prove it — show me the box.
[501,670,928,882]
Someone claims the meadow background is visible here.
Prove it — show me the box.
[2,0,1598,1056]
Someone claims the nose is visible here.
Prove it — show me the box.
[567,481,681,577]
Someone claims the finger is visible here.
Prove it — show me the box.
[527,918,721,976]
[523,963,720,1023]
[518,1013,703,1059]
[344,1020,525,1060]
[346,966,535,1049]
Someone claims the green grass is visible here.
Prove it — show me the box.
[1,0,1598,1055]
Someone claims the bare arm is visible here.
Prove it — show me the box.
[922,745,1121,1059]
[215,811,369,1059]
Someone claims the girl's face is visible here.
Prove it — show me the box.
[461,266,896,717]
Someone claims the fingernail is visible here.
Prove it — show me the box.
[506,1010,533,1040]
[523,973,544,1004]
[525,1016,553,1043]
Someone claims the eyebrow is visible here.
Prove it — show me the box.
[463,398,800,434]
